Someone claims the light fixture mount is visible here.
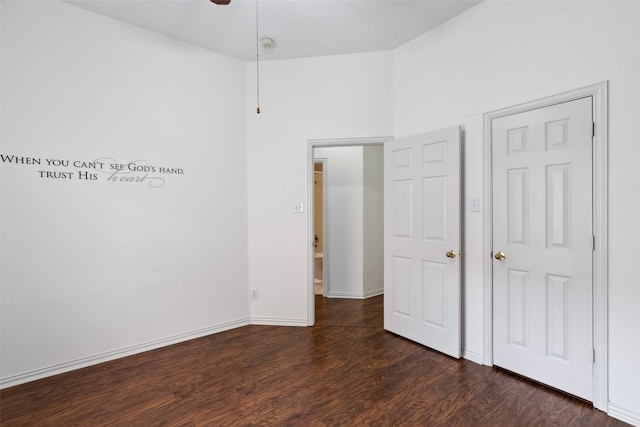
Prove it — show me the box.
[261,38,275,49]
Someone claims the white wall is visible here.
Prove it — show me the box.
[0,1,249,386]
[393,0,640,422]
[362,145,384,297]
[245,51,393,323]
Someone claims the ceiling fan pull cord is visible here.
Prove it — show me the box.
[256,0,261,114]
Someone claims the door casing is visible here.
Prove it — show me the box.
[483,82,609,411]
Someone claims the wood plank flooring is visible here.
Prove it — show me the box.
[1,296,628,426]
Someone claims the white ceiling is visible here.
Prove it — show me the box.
[65,0,481,61]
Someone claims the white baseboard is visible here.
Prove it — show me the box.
[250,317,308,327]
[608,402,640,426]
[326,291,362,299]
[326,289,383,299]
[364,289,384,298]
[0,317,250,389]
[462,348,484,365]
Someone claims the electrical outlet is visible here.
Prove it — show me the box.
[250,288,259,300]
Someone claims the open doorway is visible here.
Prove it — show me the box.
[313,160,325,296]
[307,137,391,326]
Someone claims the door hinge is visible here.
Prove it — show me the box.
[593,235,596,251]
[593,348,596,363]
[592,122,595,137]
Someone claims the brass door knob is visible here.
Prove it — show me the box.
[446,250,457,259]
[494,251,506,261]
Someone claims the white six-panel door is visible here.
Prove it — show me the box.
[384,127,461,358]
[492,97,594,400]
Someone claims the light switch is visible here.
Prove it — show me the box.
[469,197,480,213]
[294,202,304,213]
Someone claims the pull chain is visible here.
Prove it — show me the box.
[256,0,261,114]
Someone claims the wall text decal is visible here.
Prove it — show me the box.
[0,154,185,188]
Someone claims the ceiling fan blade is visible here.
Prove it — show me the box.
[210,0,231,4]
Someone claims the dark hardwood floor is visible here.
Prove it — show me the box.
[1,295,628,426]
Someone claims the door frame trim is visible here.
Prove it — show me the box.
[482,81,609,410]
[306,136,392,326]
